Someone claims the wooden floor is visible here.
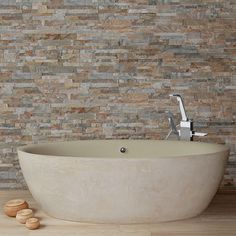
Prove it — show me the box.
[0,191,236,236]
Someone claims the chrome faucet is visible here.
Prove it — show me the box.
[166,94,207,141]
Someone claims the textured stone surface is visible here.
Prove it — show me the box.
[0,0,235,189]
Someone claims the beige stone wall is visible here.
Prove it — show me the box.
[0,0,235,189]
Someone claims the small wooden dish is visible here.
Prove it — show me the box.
[4,199,29,217]
[25,217,40,230]
[16,208,33,224]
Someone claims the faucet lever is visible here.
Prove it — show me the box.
[192,131,208,137]
[169,94,188,122]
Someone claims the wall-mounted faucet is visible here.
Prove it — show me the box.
[166,94,207,141]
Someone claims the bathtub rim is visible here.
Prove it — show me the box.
[17,140,230,160]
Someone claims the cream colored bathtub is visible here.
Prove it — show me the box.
[18,140,229,223]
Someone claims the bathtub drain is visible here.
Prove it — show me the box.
[120,147,127,153]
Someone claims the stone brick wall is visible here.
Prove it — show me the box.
[0,0,235,189]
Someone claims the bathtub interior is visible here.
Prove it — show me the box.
[18,140,229,159]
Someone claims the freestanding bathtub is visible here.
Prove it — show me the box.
[18,140,229,223]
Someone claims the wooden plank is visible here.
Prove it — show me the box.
[0,191,236,236]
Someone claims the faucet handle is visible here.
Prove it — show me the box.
[192,131,208,137]
[169,93,188,122]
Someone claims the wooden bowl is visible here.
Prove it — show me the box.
[4,199,29,217]
[25,217,40,230]
[16,208,33,224]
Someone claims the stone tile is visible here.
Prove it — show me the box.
[0,0,235,189]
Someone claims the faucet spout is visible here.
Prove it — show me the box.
[169,94,188,122]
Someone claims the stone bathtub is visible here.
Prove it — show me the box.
[18,140,229,223]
